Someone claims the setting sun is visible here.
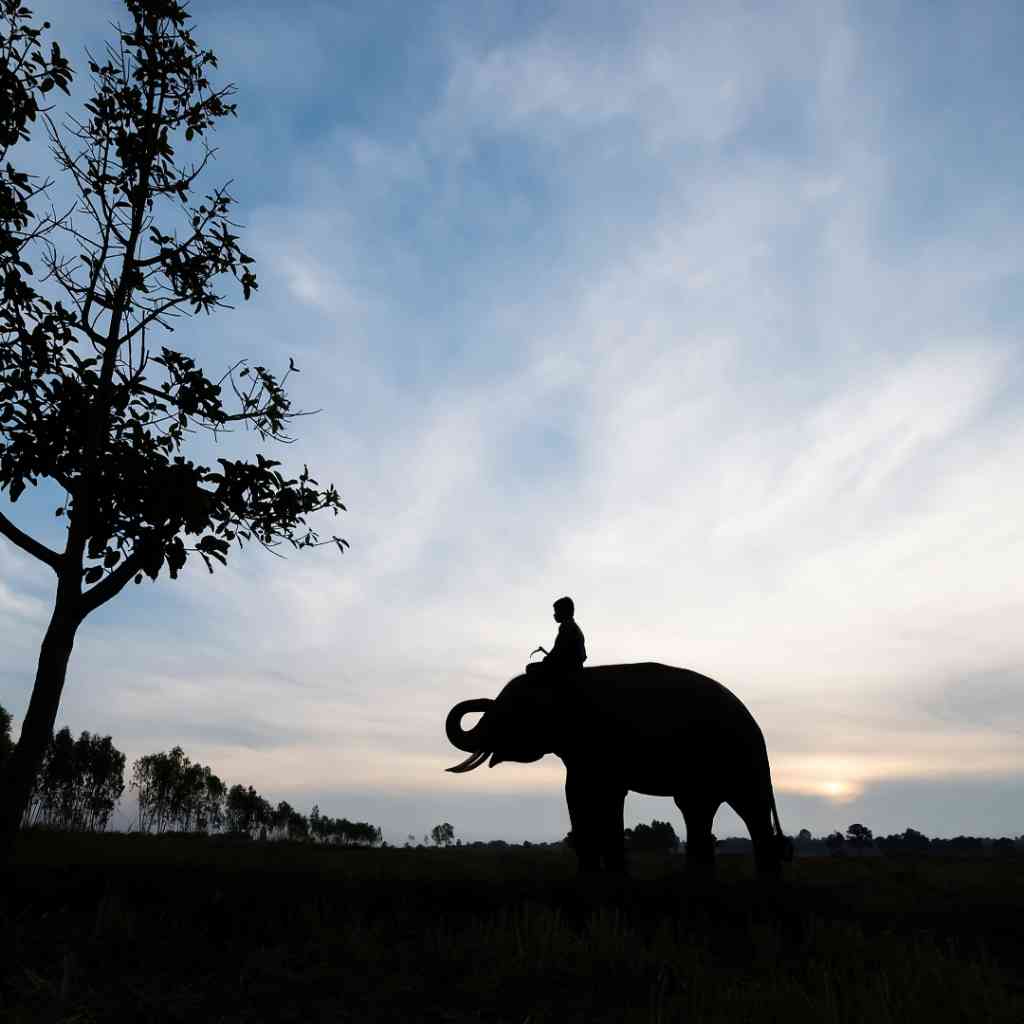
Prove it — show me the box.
[819,780,859,803]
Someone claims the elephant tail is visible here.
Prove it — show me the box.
[769,778,783,836]
[767,769,794,863]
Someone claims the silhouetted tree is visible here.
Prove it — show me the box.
[131,745,221,833]
[0,0,346,859]
[878,827,931,854]
[845,823,873,849]
[286,807,310,841]
[224,783,270,838]
[626,819,680,852]
[309,803,325,842]
[825,831,846,853]
[0,705,12,764]
[22,726,124,830]
[271,799,293,838]
[431,822,455,847]
[195,765,226,833]
[305,810,381,847]
[933,835,984,854]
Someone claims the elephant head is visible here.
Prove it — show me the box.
[445,676,559,772]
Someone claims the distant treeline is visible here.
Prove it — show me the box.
[803,824,1022,856]
[719,825,1022,856]
[0,706,381,845]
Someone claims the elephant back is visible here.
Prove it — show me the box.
[564,662,765,750]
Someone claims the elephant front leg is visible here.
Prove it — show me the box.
[565,771,627,874]
[675,795,720,880]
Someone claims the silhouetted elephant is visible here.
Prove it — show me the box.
[446,663,793,875]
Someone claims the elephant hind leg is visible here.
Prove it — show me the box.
[729,791,782,879]
[674,795,720,877]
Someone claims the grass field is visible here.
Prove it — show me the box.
[3,832,1023,1023]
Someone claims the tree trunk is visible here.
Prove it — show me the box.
[0,599,79,863]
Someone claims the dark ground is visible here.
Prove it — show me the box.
[2,832,1022,1023]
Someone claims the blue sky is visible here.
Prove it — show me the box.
[2,0,1023,844]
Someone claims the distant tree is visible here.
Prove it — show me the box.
[845,823,873,849]
[332,817,381,847]
[309,804,328,843]
[627,820,680,853]
[430,822,455,847]
[131,749,176,833]
[271,800,293,838]
[825,831,846,853]
[936,835,984,854]
[286,807,309,842]
[878,827,930,854]
[796,828,812,844]
[22,726,124,830]
[131,746,220,833]
[992,837,1017,857]
[196,766,226,833]
[0,0,347,860]
[900,827,929,851]
[224,784,270,838]
[0,705,13,764]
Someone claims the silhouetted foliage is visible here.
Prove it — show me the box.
[845,823,874,848]
[0,703,12,763]
[431,822,455,847]
[21,726,124,830]
[0,0,346,857]
[224,783,271,838]
[131,746,224,834]
[932,835,985,854]
[878,827,932,853]
[307,803,381,847]
[0,1,73,301]
[625,819,680,852]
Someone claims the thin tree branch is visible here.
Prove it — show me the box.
[0,509,63,572]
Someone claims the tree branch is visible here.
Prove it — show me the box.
[78,551,142,618]
[0,509,63,572]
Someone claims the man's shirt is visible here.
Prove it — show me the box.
[546,619,587,670]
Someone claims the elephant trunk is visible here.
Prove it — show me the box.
[445,698,493,773]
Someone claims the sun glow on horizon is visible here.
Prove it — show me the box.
[818,780,860,803]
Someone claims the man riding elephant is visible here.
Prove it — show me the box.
[526,596,586,681]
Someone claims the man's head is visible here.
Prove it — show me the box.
[553,596,574,623]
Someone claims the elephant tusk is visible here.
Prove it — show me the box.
[446,750,491,773]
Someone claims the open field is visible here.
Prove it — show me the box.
[3,832,1023,1023]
